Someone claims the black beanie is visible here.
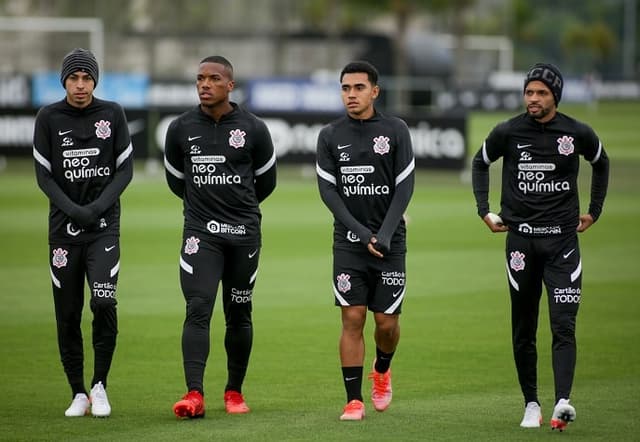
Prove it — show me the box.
[60,48,99,87]
[523,63,563,105]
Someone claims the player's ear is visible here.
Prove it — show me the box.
[372,84,380,99]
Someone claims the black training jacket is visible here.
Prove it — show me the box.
[164,103,276,245]
[33,97,133,243]
[472,112,609,236]
[316,111,415,254]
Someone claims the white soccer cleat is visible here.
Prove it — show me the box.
[90,382,111,417]
[550,398,576,431]
[65,393,90,417]
[520,401,542,428]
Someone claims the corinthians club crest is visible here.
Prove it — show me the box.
[228,129,246,149]
[373,135,390,155]
[52,248,68,268]
[336,273,351,293]
[509,251,526,272]
[95,120,112,140]
[557,135,574,156]
[184,236,200,255]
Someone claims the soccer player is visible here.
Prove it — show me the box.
[33,48,134,417]
[164,55,276,419]
[471,63,609,431]
[316,61,415,421]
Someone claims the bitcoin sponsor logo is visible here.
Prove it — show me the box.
[346,231,360,243]
[206,219,246,236]
[66,223,82,237]
[517,223,562,235]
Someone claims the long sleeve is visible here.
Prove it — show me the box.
[375,165,414,251]
[252,120,277,203]
[375,122,415,252]
[88,107,133,215]
[316,167,373,245]
[588,144,609,221]
[33,109,96,226]
[471,146,491,219]
[164,119,185,199]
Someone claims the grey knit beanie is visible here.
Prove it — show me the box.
[523,62,563,105]
[60,48,99,87]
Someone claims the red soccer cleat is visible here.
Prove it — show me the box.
[340,399,365,421]
[173,390,205,419]
[368,364,392,412]
[224,390,250,414]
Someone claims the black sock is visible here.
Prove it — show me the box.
[90,378,106,390]
[342,366,363,402]
[71,382,87,397]
[375,348,395,373]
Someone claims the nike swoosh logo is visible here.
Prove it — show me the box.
[563,249,575,259]
[105,245,116,252]
[248,249,258,259]
[337,144,351,150]
[58,130,72,136]
[345,377,358,381]
[517,143,532,149]
[188,136,202,141]
[392,289,403,298]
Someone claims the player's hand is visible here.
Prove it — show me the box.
[483,213,508,233]
[577,213,594,232]
[71,206,98,229]
[367,236,384,258]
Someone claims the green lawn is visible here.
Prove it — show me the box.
[0,102,638,441]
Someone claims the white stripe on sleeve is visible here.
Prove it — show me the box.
[33,147,52,172]
[590,141,603,164]
[481,141,491,165]
[255,151,276,176]
[395,158,415,186]
[165,156,185,180]
[316,163,336,185]
[116,143,133,168]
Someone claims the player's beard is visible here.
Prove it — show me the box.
[527,103,553,120]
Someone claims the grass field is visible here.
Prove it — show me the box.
[1,102,639,441]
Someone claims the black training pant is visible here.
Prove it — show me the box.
[505,231,582,404]
[178,232,259,395]
[49,235,119,395]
